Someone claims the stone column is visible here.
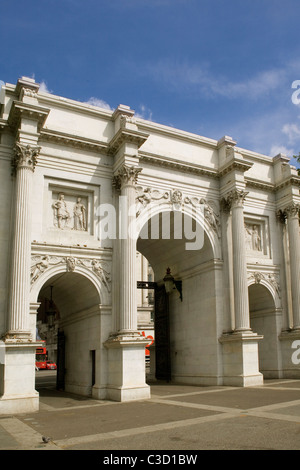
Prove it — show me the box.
[226,189,251,331]
[114,164,142,334]
[7,143,41,338]
[219,189,263,387]
[285,203,300,330]
[103,164,150,402]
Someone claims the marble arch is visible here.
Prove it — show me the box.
[135,198,222,260]
[30,260,109,307]
[0,76,299,414]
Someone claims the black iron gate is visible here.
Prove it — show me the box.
[137,281,171,381]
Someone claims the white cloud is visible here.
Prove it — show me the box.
[135,104,153,121]
[84,97,113,110]
[282,123,300,142]
[270,144,295,158]
[136,58,300,102]
[39,81,52,93]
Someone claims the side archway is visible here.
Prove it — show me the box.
[31,263,109,397]
[248,280,282,378]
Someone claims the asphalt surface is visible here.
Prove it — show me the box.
[0,371,300,454]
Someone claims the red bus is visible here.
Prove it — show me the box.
[36,344,47,370]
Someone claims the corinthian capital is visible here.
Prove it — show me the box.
[113,164,142,190]
[221,189,248,212]
[284,202,300,219]
[12,142,41,173]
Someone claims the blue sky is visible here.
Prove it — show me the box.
[1,0,300,168]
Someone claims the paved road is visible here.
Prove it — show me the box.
[1,372,300,453]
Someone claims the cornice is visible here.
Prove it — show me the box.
[245,177,275,192]
[40,128,108,154]
[7,100,50,132]
[31,241,112,260]
[139,151,219,178]
[218,157,253,177]
[107,127,149,156]
[137,120,218,149]
[275,174,300,190]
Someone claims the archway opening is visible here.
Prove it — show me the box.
[249,283,280,378]
[137,210,223,386]
[36,271,101,397]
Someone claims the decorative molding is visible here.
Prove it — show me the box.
[40,128,108,153]
[139,152,219,179]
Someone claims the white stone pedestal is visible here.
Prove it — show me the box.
[0,341,40,415]
[279,330,300,379]
[104,334,150,401]
[219,331,264,387]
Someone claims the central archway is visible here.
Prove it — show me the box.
[137,208,224,386]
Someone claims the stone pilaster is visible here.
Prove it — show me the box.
[6,143,41,339]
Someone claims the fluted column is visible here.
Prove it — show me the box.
[285,203,300,330]
[225,189,250,331]
[113,164,142,333]
[7,143,40,338]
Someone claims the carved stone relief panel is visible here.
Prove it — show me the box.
[244,215,270,257]
[52,191,88,231]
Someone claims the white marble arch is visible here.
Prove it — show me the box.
[247,276,281,311]
[29,263,109,307]
[135,200,222,261]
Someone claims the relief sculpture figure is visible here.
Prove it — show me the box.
[53,193,71,229]
[73,197,87,231]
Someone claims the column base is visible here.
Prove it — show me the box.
[104,333,151,402]
[219,330,264,387]
[0,393,39,415]
[0,340,41,415]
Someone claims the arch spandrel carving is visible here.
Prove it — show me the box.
[135,188,222,260]
[247,271,281,309]
[30,254,111,305]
